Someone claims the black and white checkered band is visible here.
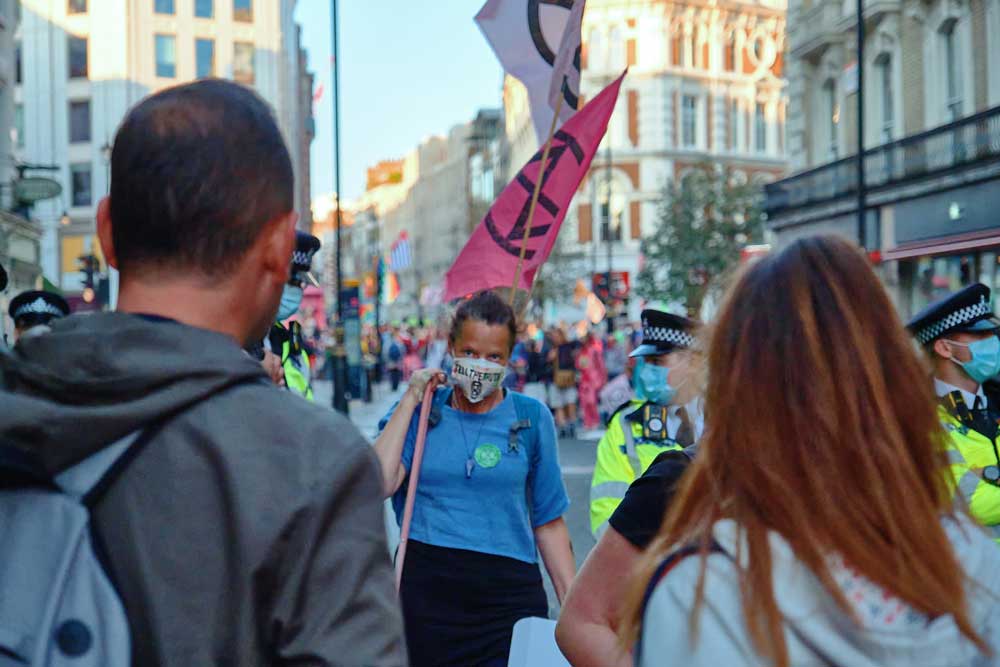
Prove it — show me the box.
[916,296,992,345]
[14,297,64,319]
[291,250,315,268]
[642,326,695,348]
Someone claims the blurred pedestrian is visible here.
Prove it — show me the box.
[589,310,702,538]
[521,336,550,405]
[549,326,580,437]
[0,80,405,665]
[374,291,574,667]
[385,325,404,391]
[7,290,70,342]
[577,329,608,431]
[624,236,1000,667]
[604,331,627,380]
[907,283,1000,541]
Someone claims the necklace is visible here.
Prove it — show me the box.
[453,391,494,478]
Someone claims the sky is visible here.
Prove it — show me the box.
[295,1,504,204]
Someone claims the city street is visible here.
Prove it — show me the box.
[315,379,600,614]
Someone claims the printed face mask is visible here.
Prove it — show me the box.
[946,335,1000,385]
[451,357,507,403]
[277,284,303,321]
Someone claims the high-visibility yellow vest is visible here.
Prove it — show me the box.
[274,321,314,402]
[589,399,685,538]
[939,404,1000,543]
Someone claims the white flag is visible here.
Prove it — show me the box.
[548,0,585,120]
[475,0,584,145]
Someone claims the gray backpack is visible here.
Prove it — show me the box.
[0,426,162,666]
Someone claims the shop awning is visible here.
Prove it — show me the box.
[883,230,1000,261]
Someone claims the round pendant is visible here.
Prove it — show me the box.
[474,443,502,469]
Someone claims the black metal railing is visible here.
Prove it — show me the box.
[765,105,1000,216]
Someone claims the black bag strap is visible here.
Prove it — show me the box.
[634,540,725,665]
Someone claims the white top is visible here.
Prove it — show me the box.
[934,378,987,410]
[665,398,705,443]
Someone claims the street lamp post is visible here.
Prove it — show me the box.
[331,0,349,415]
[856,0,867,249]
[604,139,614,335]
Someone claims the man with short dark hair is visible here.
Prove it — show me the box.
[0,80,407,665]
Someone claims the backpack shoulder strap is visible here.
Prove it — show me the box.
[428,386,453,428]
[635,540,727,664]
[509,392,540,456]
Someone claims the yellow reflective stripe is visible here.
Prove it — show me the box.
[957,470,981,499]
[590,481,630,503]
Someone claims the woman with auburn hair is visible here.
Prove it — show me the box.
[623,235,1000,667]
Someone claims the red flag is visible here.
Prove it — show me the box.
[444,73,624,302]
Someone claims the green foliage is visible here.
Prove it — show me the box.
[637,164,765,316]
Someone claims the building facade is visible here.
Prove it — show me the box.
[766,0,1000,319]
[15,0,313,295]
[505,0,788,321]
[0,0,47,343]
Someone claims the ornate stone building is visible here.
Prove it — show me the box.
[766,0,1000,318]
[505,0,788,321]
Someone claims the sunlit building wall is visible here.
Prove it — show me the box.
[15,0,311,295]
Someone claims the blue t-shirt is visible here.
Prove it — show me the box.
[378,389,569,564]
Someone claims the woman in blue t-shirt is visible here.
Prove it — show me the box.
[375,291,575,667]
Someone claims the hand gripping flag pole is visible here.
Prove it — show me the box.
[394,382,436,592]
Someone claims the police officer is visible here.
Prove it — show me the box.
[907,283,1000,542]
[267,231,321,400]
[589,309,704,538]
[7,289,70,342]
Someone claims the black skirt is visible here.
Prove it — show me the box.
[399,540,548,667]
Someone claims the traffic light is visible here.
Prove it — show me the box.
[77,254,99,291]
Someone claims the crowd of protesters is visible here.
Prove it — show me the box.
[4,79,1000,667]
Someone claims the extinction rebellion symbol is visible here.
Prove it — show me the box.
[527,0,581,110]
[484,129,585,260]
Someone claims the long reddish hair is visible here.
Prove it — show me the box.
[621,235,984,665]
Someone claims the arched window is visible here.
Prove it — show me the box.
[609,26,625,70]
[875,52,894,142]
[823,78,839,160]
[596,177,628,243]
[940,19,963,121]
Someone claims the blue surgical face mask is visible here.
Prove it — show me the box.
[635,358,677,405]
[277,285,303,321]
[947,335,1000,385]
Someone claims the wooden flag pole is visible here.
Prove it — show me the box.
[509,94,565,306]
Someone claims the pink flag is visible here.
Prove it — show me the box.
[444,73,625,302]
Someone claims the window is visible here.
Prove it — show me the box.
[154,0,173,13]
[877,54,894,142]
[942,21,963,120]
[233,0,252,22]
[681,94,697,147]
[195,0,213,18]
[824,78,839,159]
[155,35,176,78]
[608,26,624,69]
[233,42,254,84]
[196,39,215,78]
[71,163,92,207]
[755,102,767,153]
[67,0,87,14]
[194,39,215,79]
[13,104,23,148]
[69,100,91,144]
[68,35,88,78]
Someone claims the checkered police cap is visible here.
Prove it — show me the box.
[292,231,321,274]
[8,290,70,321]
[642,323,696,348]
[630,309,699,357]
[907,283,1000,345]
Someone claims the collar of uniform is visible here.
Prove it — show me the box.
[935,378,986,411]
